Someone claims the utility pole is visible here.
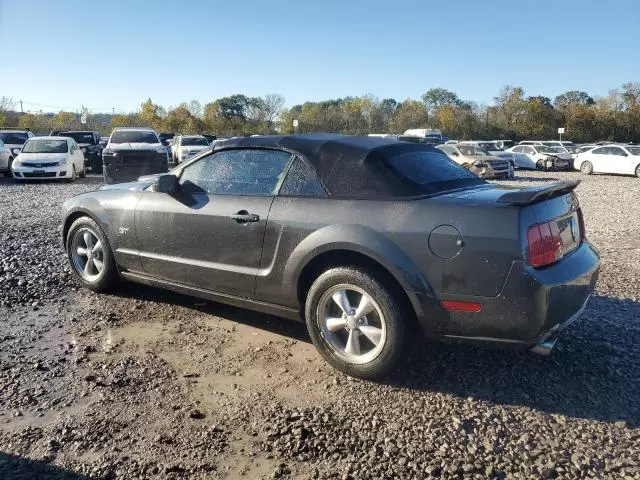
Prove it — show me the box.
[20,100,23,113]
[112,107,115,115]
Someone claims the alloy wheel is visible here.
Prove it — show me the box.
[71,228,105,282]
[581,162,593,174]
[316,284,387,365]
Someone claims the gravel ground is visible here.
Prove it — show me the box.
[0,171,638,479]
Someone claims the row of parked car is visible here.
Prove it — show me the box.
[438,139,640,178]
[0,128,223,183]
[2,127,639,183]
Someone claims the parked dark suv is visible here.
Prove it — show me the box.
[58,131,103,173]
[102,128,168,184]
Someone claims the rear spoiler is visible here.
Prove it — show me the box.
[497,180,580,206]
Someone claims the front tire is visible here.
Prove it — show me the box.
[66,216,119,292]
[305,267,408,380]
[635,165,640,178]
[581,161,593,175]
[67,165,77,182]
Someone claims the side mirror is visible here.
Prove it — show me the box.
[156,174,179,194]
[452,151,459,156]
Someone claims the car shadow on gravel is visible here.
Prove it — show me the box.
[110,284,639,425]
[111,283,311,342]
[393,295,640,426]
[0,452,88,480]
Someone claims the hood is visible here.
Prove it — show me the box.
[542,152,572,160]
[469,155,508,162]
[492,152,514,159]
[99,178,156,191]
[107,142,163,150]
[17,152,68,162]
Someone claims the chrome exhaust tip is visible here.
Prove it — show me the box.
[530,337,557,356]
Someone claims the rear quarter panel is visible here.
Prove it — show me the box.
[257,192,523,309]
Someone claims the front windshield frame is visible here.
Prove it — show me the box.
[109,130,159,144]
[22,139,69,154]
[181,136,209,147]
[536,145,557,154]
[458,145,489,156]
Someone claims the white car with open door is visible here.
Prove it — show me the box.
[11,136,86,182]
[574,144,640,177]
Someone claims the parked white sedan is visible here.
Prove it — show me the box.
[11,136,86,181]
[574,144,640,177]
[506,144,573,170]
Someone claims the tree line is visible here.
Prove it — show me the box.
[1,82,639,142]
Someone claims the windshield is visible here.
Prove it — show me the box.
[0,132,29,144]
[22,139,68,153]
[383,149,485,195]
[478,142,500,151]
[551,146,567,153]
[110,130,159,144]
[181,137,209,146]
[564,146,578,153]
[60,132,94,144]
[536,146,557,154]
[458,145,489,156]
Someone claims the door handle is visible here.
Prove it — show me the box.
[231,210,259,223]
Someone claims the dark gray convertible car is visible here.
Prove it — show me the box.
[61,135,600,379]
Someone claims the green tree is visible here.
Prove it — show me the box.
[554,91,595,109]
[421,88,462,112]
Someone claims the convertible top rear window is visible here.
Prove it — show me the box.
[381,149,485,196]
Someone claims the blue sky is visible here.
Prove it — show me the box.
[1,0,638,113]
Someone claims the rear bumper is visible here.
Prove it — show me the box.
[420,241,600,346]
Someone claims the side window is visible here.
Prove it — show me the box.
[609,147,625,157]
[523,147,534,154]
[591,147,605,155]
[512,146,522,153]
[279,157,327,197]
[68,141,74,153]
[179,149,292,196]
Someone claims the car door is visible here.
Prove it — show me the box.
[587,147,609,172]
[134,148,293,297]
[606,146,633,174]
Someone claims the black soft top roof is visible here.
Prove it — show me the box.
[213,134,462,198]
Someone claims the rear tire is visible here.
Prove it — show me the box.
[304,267,408,380]
[66,216,119,292]
[635,165,640,178]
[580,161,593,175]
[80,165,87,178]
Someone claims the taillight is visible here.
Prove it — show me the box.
[577,208,586,241]
[527,221,564,268]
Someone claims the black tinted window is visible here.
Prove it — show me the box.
[180,149,292,196]
[110,130,158,144]
[60,132,95,144]
[181,137,209,146]
[382,149,484,195]
[279,157,327,197]
[0,132,29,144]
[608,147,626,156]
[591,147,606,154]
